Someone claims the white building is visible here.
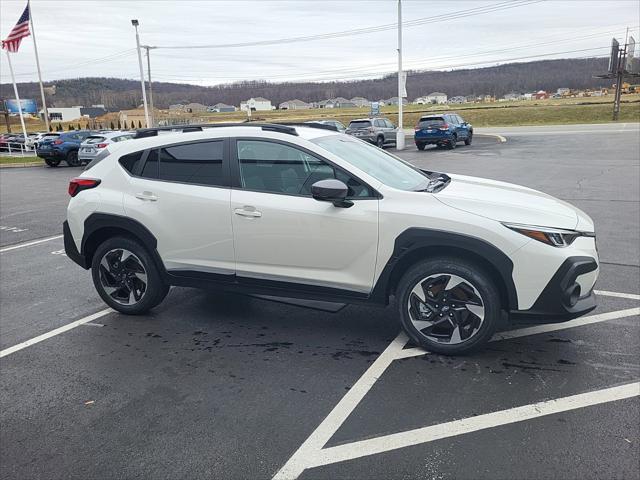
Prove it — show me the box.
[350,96,370,107]
[240,97,273,112]
[41,106,83,122]
[426,92,448,104]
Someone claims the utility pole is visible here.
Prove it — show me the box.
[29,2,50,132]
[612,45,626,121]
[396,0,405,150]
[143,45,156,127]
[131,19,150,128]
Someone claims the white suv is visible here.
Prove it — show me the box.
[64,123,599,355]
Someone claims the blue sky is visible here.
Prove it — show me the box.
[1,0,639,86]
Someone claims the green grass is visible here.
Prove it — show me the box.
[0,156,40,165]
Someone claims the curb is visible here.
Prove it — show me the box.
[0,162,44,169]
[474,133,507,143]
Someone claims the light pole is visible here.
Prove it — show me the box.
[131,19,150,128]
[396,0,405,150]
[142,45,157,127]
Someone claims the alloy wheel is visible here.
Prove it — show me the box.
[98,248,147,305]
[407,273,485,345]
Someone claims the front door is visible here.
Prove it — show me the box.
[122,139,235,275]
[229,138,379,294]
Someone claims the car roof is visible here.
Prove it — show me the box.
[105,125,340,157]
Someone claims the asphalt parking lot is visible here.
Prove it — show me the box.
[1,123,638,480]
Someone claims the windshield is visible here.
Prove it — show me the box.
[348,121,371,129]
[312,135,429,191]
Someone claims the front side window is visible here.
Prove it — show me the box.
[237,140,372,198]
[312,135,429,191]
[374,119,384,127]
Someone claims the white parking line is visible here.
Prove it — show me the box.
[273,304,640,479]
[309,382,640,469]
[595,290,640,301]
[0,234,63,253]
[0,308,113,358]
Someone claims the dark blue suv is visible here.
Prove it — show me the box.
[414,113,472,150]
[37,130,95,167]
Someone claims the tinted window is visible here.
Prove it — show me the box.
[119,151,145,174]
[374,119,384,127]
[384,119,394,129]
[348,120,371,129]
[86,136,106,144]
[158,141,225,186]
[237,140,372,198]
[141,149,159,178]
[418,117,445,127]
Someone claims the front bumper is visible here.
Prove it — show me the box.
[63,220,88,269]
[510,256,598,323]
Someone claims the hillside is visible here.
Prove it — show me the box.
[1,57,611,111]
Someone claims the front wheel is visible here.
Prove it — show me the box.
[91,236,169,314]
[396,257,501,355]
[464,132,473,146]
[66,150,81,167]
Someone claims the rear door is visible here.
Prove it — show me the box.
[122,139,235,275]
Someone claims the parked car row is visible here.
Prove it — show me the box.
[35,130,134,167]
[305,112,472,152]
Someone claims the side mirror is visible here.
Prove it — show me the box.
[311,179,353,208]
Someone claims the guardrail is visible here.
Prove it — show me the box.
[0,142,34,156]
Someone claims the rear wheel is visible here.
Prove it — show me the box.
[91,236,169,315]
[376,135,385,148]
[416,143,426,151]
[396,257,501,355]
[464,131,473,146]
[66,150,81,167]
[447,135,457,149]
[44,158,61,167]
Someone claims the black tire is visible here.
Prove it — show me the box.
[91,236,169,315]
[376,135,385,148]
[447,135,457,149]
[396,256,501,355]
[416,143,426,151]
[66,150,81,167]
[44,158,61,167]
[464,131,473,146]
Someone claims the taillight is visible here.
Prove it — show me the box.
[68,178,101,197]
[414,125,421,131]
[438,124,449,131]
[96,143,108,149]
[54,139,63,145]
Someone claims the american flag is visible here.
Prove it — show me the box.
[2,3,31,53]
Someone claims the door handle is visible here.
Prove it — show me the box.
[234,207,262,218]
[135,191,158,202]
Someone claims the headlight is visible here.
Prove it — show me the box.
[503,223,595,247]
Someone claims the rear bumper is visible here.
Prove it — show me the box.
[510,256,598,323]
[63,220,88,269]
[415,132,453,144]
[37,148,65,159]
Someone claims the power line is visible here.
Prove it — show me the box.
[154,0,542,50]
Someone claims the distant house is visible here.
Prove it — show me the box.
[278,99,312,110]
[448,96,467,104]
[40,105,107,123]
[556,87,571,96]
[426,92,448,104]
[350,96,370,107]
[385,97,408,106]
[240,97,273,111]
[169,104,185,112]
[184,102,207,113]
[323,97,356,108]
[535,90,549,100]
[502,92,520,101]
[208,103,236,113]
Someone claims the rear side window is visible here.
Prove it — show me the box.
[158,141,225,186]
[374,119,384,127]
[119,151,145,174]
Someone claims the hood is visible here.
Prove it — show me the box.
[435,174,580,230]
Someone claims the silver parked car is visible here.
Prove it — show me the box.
[345,117,397,148]
[79,131,134,165]
[305,119,347,133]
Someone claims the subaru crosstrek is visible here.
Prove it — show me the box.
[64,123,598,355]
[414,113,472,150]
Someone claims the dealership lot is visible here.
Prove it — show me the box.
[1,124,638,479]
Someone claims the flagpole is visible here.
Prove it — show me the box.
[28,1,50,132]
[4,50,29,144]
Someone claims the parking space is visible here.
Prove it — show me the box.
[1,124,638,479]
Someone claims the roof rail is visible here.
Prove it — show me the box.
[132,122,300,139]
